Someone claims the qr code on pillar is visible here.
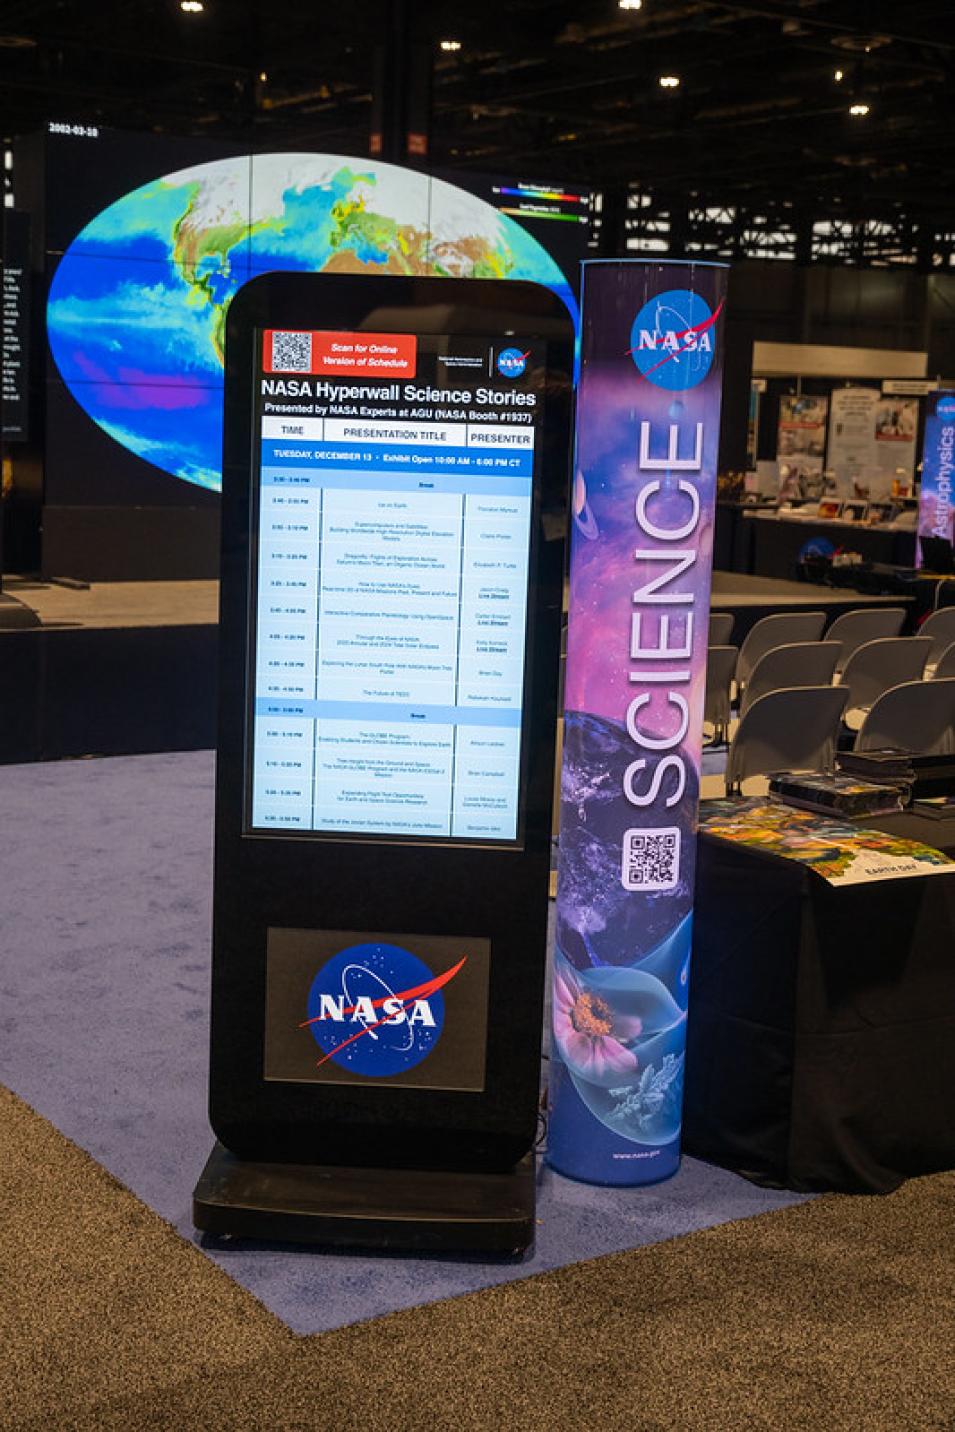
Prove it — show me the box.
[270,331,312,372]
[621,827,680,892]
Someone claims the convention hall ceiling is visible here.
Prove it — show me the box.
[1,0,952,231]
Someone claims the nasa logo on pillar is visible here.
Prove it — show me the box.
[628,288,723,391]
[302,942,466,1077]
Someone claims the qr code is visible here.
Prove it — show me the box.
[622,827,680,892]
[270,331,312,373]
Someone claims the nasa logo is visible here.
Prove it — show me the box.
[628,288,722,391]
[799,536,835,562]
[301,942,466,1077]
[937,396,955,419]
[496,346,529,379]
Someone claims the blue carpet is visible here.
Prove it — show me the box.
[0,751,808,1334]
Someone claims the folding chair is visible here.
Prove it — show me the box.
[932,641,955,681]
[725,685,849,795]
[855,678,955,756]
[704,645,737,745]
[825,607,906,674]
[740,641,841,719]
[709,612,735,647]
[736,611,827,691]
[918,609,955,673]
[839,637,932,731]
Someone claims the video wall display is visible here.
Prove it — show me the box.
[2,210,31,443]
[41,129,586,510]
[451,171,591,283]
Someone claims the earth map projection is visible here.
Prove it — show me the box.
[46,153,578,493]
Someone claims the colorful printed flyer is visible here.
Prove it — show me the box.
[699,798,953,885]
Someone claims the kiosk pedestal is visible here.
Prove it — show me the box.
[194,1144,536,1253]
[194,273,573,1251]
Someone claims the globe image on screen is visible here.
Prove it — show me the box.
[46,153,578,492]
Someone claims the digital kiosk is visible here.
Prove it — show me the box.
[193,273,574,1250]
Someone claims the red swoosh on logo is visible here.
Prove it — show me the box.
[625,297,725,378]
[299,956,467,1067]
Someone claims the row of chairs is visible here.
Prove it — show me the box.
[723,679,955,794]
[707,634,955,741]
[706,606,955,794]
[709,605,955,686]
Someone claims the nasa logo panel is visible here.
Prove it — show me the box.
[306,943,450,1077]
[496,346,530,379]
[629,288,719,392]
[263,928,490,1091]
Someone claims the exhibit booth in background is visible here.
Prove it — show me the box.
[717,339,947,581]
[3,125,589,583]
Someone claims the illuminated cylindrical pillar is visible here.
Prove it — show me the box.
[548,259,728,1186]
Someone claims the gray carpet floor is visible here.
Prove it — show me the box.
[3,1084,954,1431]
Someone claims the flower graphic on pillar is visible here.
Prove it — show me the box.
[553,966,642,1080]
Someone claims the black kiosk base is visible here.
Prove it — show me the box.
[193,1144,536,1255]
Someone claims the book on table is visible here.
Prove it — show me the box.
[769,772,905,818]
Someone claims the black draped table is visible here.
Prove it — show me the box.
[683,804,955,1194]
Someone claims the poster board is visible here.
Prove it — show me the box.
[873,396,918,494]
[827,386,879,496]
[777,394,827,497]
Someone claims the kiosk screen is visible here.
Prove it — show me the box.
[248,329,544,843]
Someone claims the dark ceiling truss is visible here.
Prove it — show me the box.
[623,188,955,270]
[0,0,952,270]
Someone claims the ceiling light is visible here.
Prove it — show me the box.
[258,71,267,82]
[659,74,680,89]
[832,33,891,53]
[180,1,204,11]
[440,39,462,52]
[619,0,643,10]
[849,102,870,117]
[834,68,844,82]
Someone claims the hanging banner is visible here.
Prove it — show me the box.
[776,394,827,498]
[548,260,727,1186]
[827,386,878,496]
[917,391,955,566]
[873,396,918,495]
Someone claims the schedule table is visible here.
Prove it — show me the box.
[251,412,535,841]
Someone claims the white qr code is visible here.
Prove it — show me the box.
[621,827,680,892]
[270,331,312,373]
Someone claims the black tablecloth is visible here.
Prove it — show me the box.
[683,831,955,1193]
[863,810,955,856]
[748,515,915,580]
